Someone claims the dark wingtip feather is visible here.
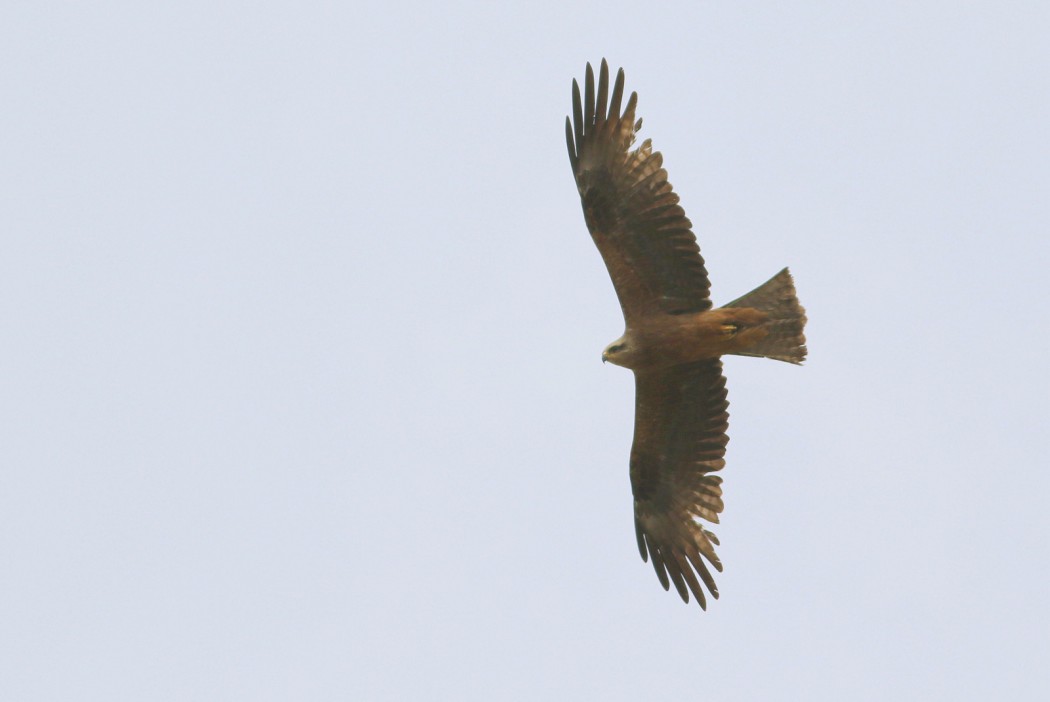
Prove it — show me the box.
[674,552,708,609]
[584,63,595,131]
[624,91,638,123]
[635,519,648,562]
[666,560,690,603]
[595,59,609,124]
[609,67,625,119]
[648,538,671,591]
[571,79,583,151]
[565,117,577,172]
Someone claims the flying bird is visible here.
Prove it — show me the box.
[565,60,807,610]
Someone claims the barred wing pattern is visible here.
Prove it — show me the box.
[631,360,729,609]
[565,60,713,323]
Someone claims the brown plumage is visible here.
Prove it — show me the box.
[565,60,807,610]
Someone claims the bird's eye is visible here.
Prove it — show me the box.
[609,344,625,353]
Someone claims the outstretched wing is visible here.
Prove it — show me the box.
[630,359,729,609]
[566,60,712,323]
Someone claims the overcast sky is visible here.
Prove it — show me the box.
[2,1,1048,700]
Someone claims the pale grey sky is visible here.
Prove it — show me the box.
[2,1,1048,700]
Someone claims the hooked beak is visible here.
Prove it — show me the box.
[601,351,608,364]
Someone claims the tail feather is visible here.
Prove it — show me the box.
[724,268,807,364]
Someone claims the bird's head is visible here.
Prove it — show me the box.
[601,337,631,367]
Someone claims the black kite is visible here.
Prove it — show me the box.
[565,60,807,610]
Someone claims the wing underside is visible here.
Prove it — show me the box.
[566,60,713,323]
[630,359,729,609]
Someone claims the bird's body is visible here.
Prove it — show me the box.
[566,60,807,610]
[602,306,772,370]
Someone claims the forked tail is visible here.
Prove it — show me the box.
[724,268,807,364]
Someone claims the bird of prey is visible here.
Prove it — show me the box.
[565,60,807,610]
